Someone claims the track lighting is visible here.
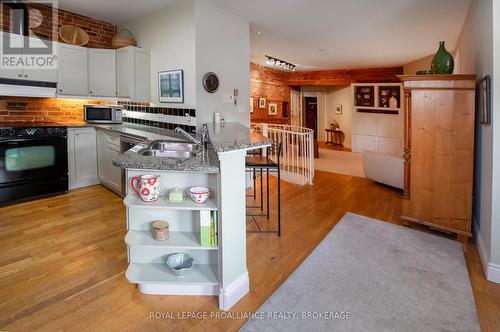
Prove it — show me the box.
[264,55,296,71]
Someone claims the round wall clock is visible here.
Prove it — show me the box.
[202,72,219,93]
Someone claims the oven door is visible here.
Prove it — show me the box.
[85,106,113,123]
[0,136,68,185]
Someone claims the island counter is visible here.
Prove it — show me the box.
[114,122,272,311]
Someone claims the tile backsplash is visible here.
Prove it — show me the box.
[119,102,196,133]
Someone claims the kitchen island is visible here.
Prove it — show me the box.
[114,122,272,311]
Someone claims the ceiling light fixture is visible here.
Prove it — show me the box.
[265,55,296,71]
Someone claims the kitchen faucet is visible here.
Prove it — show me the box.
[175,124,208,149]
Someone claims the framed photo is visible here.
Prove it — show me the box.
[268,103,278,115]
[250,98,254,113]
[159,69,184,103]
[335,104,342,115]
[480,75,491,125]
[259,97,266,108]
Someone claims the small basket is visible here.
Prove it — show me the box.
[112,29,137,49]
[59,25,89,46]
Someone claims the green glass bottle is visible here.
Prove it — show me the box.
[431,41,454,74]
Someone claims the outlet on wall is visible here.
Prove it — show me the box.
[223,93,234,103]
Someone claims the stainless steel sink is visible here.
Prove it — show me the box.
[137,140,200,160]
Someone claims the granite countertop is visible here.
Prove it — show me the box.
[208,122,272,153]
[113,143,220,173]
[108,122,271,173]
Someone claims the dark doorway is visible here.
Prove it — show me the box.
[304,97,318,139]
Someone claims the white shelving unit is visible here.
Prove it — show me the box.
[123,170,220,296]
[351,83,404,155]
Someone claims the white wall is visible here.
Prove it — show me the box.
[119,0,196,108]
[325,86,353,148]
[195,0,250,126]
[455,0,499,283]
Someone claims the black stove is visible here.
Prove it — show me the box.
[0,122,69,204]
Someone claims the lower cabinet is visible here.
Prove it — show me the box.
[67,127,99,189]
[97,130,122,195]
[352,113,403,155]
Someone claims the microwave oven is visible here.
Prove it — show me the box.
[84,105,123,124]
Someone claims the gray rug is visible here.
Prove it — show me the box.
[241,212,480,332]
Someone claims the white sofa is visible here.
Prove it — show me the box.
[362,150,404,189]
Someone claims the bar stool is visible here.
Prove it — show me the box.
[245,142,282,236]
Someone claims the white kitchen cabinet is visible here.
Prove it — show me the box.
[97,129,122,195]
[88,48,116,97]
[352,113,403,155]
[68,127,99,190]
[378,136,401,155]
[57,43,88,96]
[0,32,57,82]
[116,46,150,101]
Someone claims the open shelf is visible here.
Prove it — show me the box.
[124,194,217,211]
[125,230,218,250]
[126,262,218,285]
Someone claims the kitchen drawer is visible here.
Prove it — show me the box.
[107,135,120,147]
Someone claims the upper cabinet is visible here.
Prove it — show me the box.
[88,48,117,97]
[0,32,57,82]
[116,46,150,101]
[57,43,88,96]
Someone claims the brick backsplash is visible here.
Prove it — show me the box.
[119,101,196,132]
[1,3,116,48]
[0,97,107,123]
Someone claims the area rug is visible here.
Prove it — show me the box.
[240,212,480,332]
[314,149,365,178]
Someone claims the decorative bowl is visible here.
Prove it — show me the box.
[166,253,193,276]
[188,186,210,204]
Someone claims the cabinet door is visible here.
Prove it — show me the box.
[376,115,401,138]
[22,35,57,82]
[410,90,475,232]
[88,49,116,97]
[96,131,108,182]
[74,128,98,188]
[378,136,401,155]
[353,134,376,153]
[134,50,150,101]
[116,48,131,98]
[0,33,23,79]
[354,113,377,135]
[57,43,88,95]
[67,129,77,189]
[106,143,122,192]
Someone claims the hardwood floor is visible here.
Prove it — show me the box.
[0,172,499,332]
[318,140,352,152]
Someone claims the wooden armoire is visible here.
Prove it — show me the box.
[397,75,476,244]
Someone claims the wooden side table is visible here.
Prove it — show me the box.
[325,129,344,146]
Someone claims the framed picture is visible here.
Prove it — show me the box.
[335,104,342,115]
[259,97,266,108]
[480,75,491,125]
[159,69,184,103]
[250,98,254,113]
[268,103,278,115]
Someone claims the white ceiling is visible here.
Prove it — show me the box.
[58,0,471,71]
[58,0,178,25]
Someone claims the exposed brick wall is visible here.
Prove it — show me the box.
[250,63,403,124]
[0,97,107,123]
[1,3,116,48]
[250,63,291,125]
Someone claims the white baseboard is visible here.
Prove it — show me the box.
[138,283,219,296]
[473,218,500,284]
[218,272,249,311]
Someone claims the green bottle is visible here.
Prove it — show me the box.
[431,41,454,74]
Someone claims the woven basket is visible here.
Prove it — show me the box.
[112,29,137,49]
[59,25,89,46]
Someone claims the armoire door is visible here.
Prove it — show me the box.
[409,89,475,232]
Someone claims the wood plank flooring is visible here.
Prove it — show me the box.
[0,171,499,332]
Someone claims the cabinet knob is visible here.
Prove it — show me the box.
[59,89,63,92]
[90,90,93,94]
[24,74,28,78]
[18,73,22,78]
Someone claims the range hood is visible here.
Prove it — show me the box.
[0,78,57,97]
